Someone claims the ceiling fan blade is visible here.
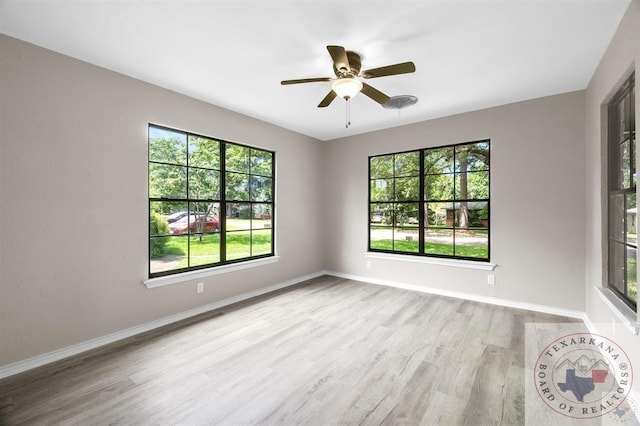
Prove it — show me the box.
[318,90,337,108]
[281,77,332,85]
[361,83,391,105]
[362,62,416,78]
[327,45,351,74]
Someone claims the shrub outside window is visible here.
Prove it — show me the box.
[369,140,490,261]
[148,124,274,278]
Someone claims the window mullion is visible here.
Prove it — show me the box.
[220,142,227,263]
[419,149,425,254]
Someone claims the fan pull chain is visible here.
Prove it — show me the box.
[345,98,351,128]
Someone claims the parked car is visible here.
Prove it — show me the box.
[164,211,204,224]
[371,212,385,223]
[164,211,188,224]
[169,215,219,234]
[254,212,272,220]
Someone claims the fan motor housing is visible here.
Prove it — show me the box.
[334,51,362,77]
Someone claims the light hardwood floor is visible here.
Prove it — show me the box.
[0,276,581,425]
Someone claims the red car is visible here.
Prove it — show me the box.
[168,215,219,234]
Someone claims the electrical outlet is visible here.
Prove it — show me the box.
[487,274,495,286]
[197,282,204,294]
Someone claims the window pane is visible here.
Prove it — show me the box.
[226,172,249,201]
[456,142,489,172]
[370,155,394,179]
[610,194,625,243]
[394,203,419,253]
[453,202,469,228]
[189,201,218,218]
[425,174,454,201]
[227,230,251,260]
[150,214,170,238]
[455,229,488,259]
[189,233,220,266]
[189,168,220,200]
[395,151,419,176]
[151,201,187,224]
[454,201,489,229]
[370,179,394,202]
[394,227,419,253]
[250,176,273,202]
[149,164,186,199]
[149,126,187,165]
[251,150,273,177]
[425,229,453,256]
[619,140,631,189]
[370,225,393,250]
[188,136,219,169]
[424,147,454,175]
[150,236,185,274]
[226,144,250,173]
[425,202,452,227]
[626,247,637,303]
[455,171,489,200]
[252,229,272,256]
[371,203,393,225]
[395,177,419,201]
[609,241,625,294]
[252,204,272,229]
[166,209,218,236]
[626,193,636,245]
[227,203,251,230]
[395,203,419,227]
[620,94,633,143]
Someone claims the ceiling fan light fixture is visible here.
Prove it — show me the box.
[332,78,363,100]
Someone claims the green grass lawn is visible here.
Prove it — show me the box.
[157,231,272,269]
[370,239,488,259]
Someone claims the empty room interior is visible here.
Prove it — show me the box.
[1,1,640,424]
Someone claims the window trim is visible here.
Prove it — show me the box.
[365,251,496,271]
[143,256,281,288]
[368,139,490,262]
[148,123,275,279]
[605,73,637,311]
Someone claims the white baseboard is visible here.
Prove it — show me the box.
[321,270,588,320]
[0,271,325,380]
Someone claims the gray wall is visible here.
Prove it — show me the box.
[0,34,324,366]
[322,91,587,311]
[584,0,639,396]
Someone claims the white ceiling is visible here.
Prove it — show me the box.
[0,1,631,141]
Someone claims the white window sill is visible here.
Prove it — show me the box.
[365,252,496,271]
[143,256,280,289]
[595,286,640,335]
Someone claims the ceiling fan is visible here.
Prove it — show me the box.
[281,45,416,108]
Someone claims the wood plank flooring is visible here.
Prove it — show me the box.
[0,276,582,425]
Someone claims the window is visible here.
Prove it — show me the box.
[607,73,636,309]
[369,140,490,261]
[148,124,274,278]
